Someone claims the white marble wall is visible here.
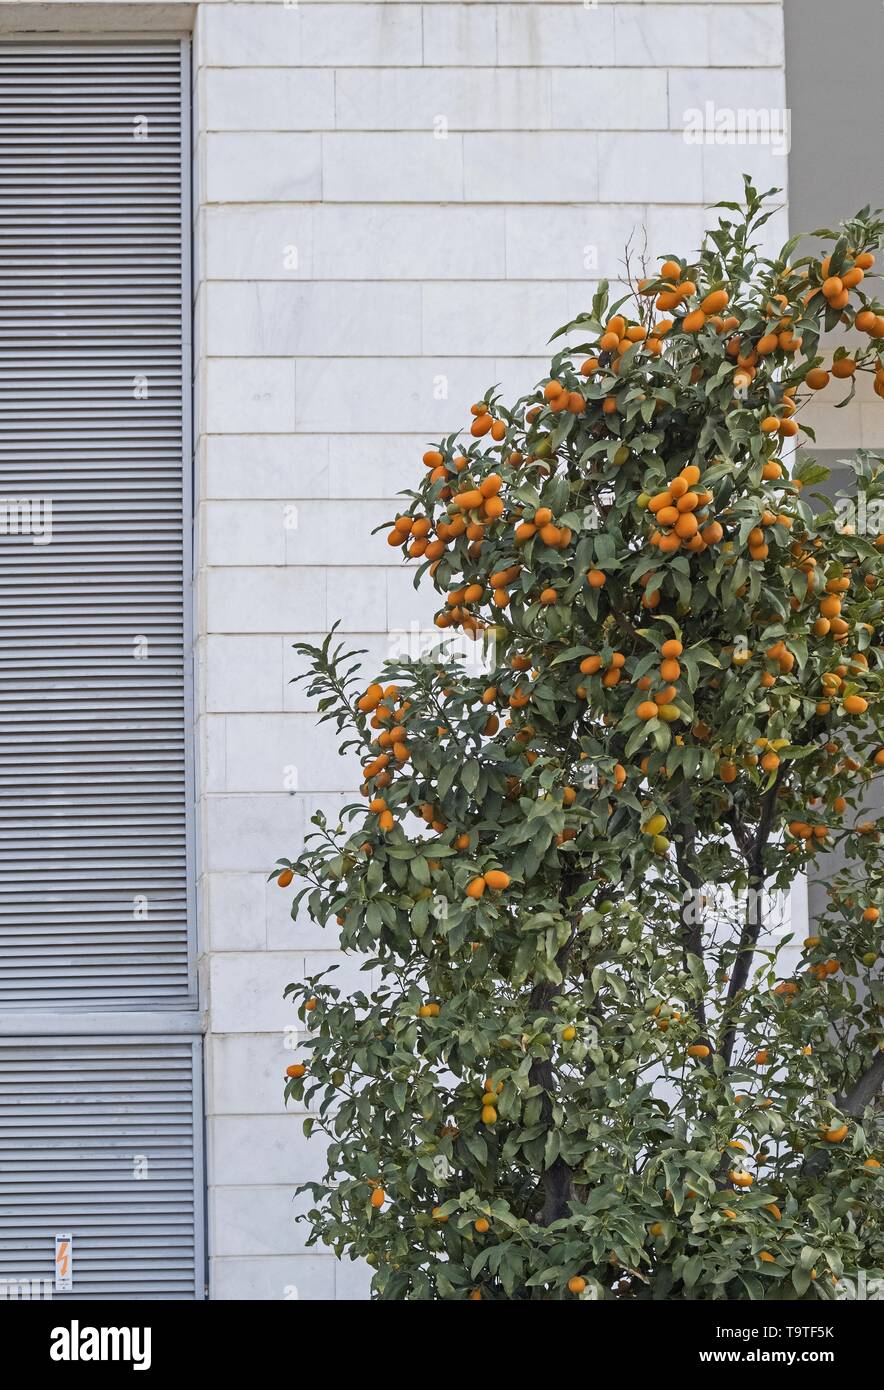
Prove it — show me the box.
[192,0,789,1299]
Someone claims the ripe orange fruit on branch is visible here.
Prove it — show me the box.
[821,1123,848,1143]
[701,288,729,315]
[843,695,868,715]
[729,1171,753,1188]
[357,683,384,712]
[484,870,511,891]
[831,358,856,378]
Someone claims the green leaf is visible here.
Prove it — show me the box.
[462,760,480,794]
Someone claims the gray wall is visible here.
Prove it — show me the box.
[785,0,884,233]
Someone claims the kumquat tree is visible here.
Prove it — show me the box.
[277,182,884,1300]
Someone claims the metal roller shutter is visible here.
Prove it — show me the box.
[0,1036,203,1299]
[0,40,193,1009]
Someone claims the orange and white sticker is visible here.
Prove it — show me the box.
[54,1234,73,1291]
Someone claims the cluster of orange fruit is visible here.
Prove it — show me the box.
[805,250,884,395]
[640,264,732,331]
[541,376,588,415]
[468,400,507,439]
[816,250,876,310]
[760,392,801,439]
[820,664,870,716]
[479,1076,503,1126]
[600,308,669,351]
[652,1001,682,1033]
[581,307,672,377]
[392,236,884,594]
[386,511,433,552]
[786,538,824,604]
[724,302,803,405]
[578,649,626,689]
[514,505,572,551]
[788,818,831,850]
[435,579,489,636]
[573,639,692,730]
[385,454,507,564]
[644,466,721,555]
[814,575,861,653]
[758,638,796,685]
[367,795,395,833]
[436,559,541,632]
[772,979,799,1000]
[637,638,685,723]
[466,869,510,900]
[806,956,843,982]
[355,685,412,802]
[417,800,447,834]
[487,562,521,609]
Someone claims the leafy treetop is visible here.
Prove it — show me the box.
[278,182,884,1301]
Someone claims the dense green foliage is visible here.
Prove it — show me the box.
[278,184,884,1300]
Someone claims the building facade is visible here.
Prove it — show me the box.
[1,0,874,1302]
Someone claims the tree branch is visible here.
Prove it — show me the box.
[719,766,785,1065]
[674,785,709,1043]
[529,878,582,1227]
[841,1050,884,1118]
